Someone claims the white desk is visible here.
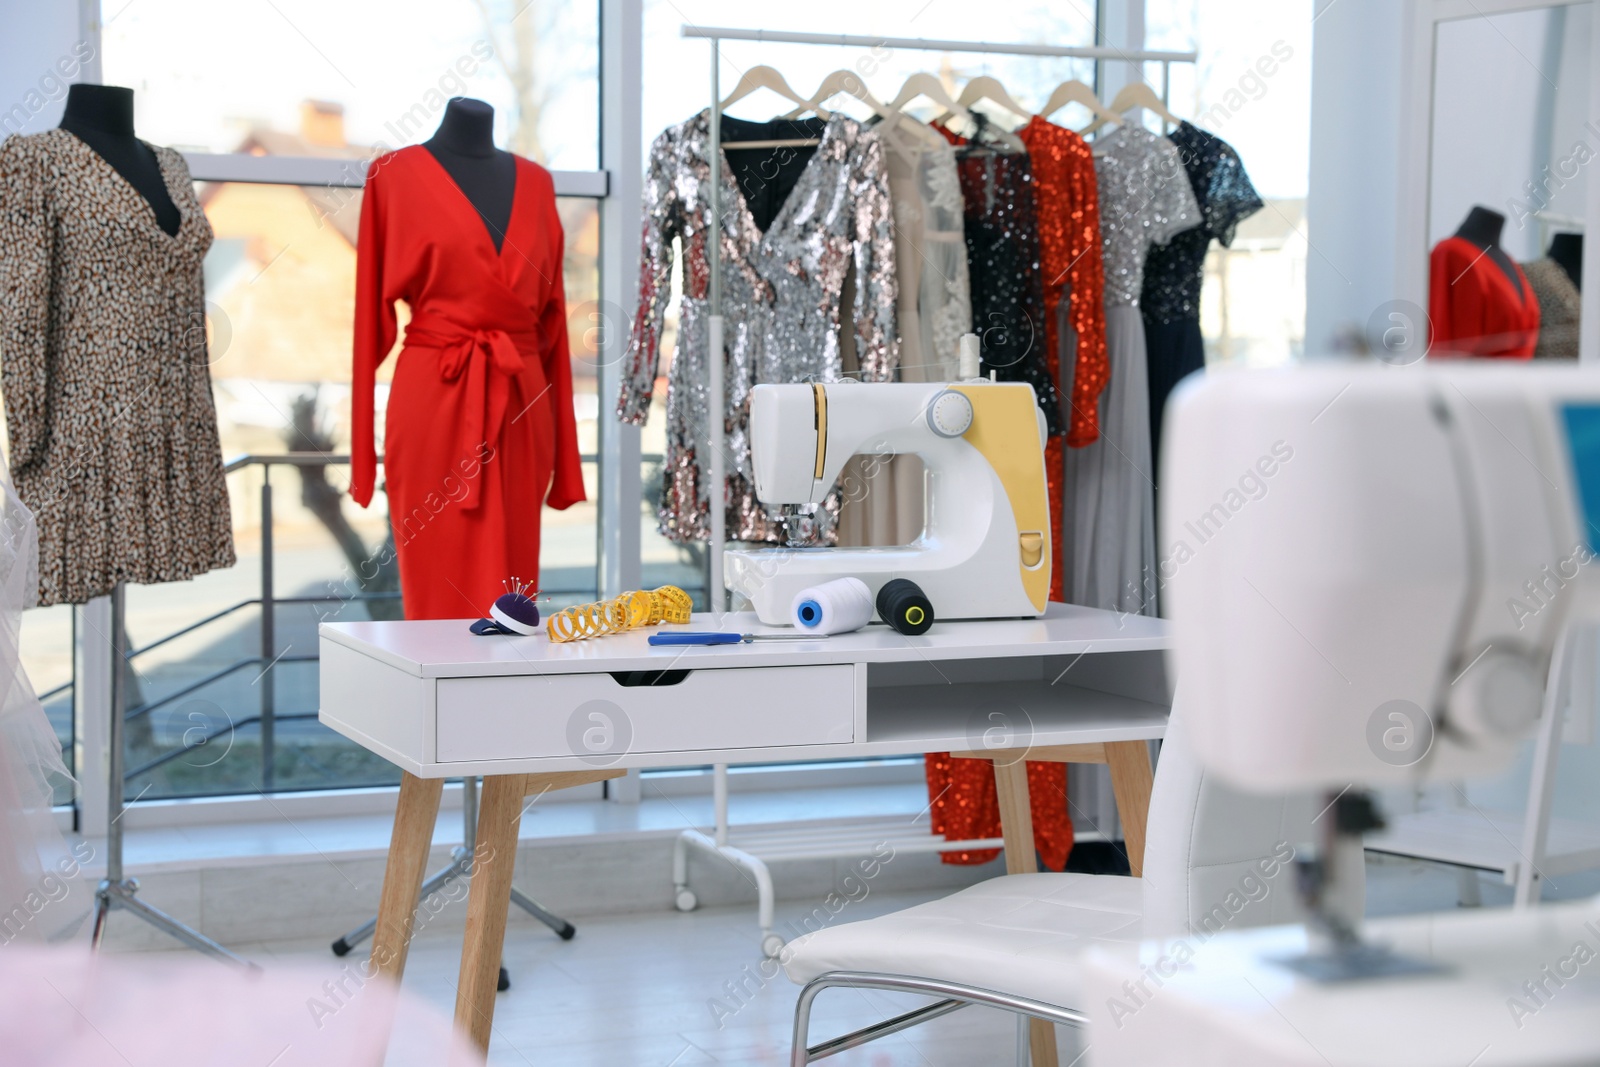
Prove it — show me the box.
[319,604,1172,1060]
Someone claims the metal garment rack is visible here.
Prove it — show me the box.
[674,25,1197,962]
[687,24,1197,613]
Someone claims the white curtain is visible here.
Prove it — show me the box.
[0,456,80,943]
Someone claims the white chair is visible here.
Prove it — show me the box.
[781,701,1359,1066]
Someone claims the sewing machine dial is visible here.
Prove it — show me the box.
[926,390,974,438]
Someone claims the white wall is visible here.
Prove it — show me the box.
[1310,0,1600,838]
[1430,6,1592,261]
[1304,0,1408,356]
[0,1,88,140]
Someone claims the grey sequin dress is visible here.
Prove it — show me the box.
[1063,125,1199,616]
[619,111,899,545]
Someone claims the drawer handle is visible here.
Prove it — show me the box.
[609,669,691,688]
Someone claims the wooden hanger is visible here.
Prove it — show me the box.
[933,76,1028,150]
[954,75,1032,121]
[1081,81,1183,137]
[784,70,884,119]
[1037,79,1123,130]
[718,65,827,150]
[887,72,972,122]
[785,69,947,148]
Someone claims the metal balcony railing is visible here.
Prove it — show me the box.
[120,454,397,790]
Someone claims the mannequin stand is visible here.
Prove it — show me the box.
[90,584,255,968]
[330,774,575,993]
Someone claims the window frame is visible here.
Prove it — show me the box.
[62,0,1131,830]
[70,0,641,833]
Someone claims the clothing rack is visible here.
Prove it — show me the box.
[685,24,1197,613]
[670,29,1198,1013]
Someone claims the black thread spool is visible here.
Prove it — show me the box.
[876,579,934,636]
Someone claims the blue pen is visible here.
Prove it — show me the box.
[647,631,825,646]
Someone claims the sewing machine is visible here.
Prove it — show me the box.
[1086,364,1600,1064]
[724,380,1051,626]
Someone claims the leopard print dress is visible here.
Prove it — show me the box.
[0,129,235,606]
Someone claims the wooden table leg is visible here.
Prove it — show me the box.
[992,759,1039,877]
[454,772,531,1055]
[371,771,443,985]
[1105,740,1155,878]
[992,760,1059,1066]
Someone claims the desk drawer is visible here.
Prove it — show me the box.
[435,664,855,763]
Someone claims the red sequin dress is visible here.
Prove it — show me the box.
[1019,117,1109,604]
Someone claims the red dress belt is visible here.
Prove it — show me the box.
[402,315,541,510]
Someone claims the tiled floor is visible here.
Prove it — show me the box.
[121,888,1049,1066]
[110,855,1600,1066]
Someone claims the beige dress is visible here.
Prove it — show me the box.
[0,130,235,606]
[1522,257,1581,360]
[837,117,971,547]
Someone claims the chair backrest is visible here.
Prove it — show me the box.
[1139,691,1364,938]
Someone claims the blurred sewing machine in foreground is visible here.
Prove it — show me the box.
[1089,364,1600,1065]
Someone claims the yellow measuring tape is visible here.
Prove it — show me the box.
[546,585,692,643]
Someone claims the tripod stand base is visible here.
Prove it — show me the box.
[92,878,258,971]
[329,847,575,966]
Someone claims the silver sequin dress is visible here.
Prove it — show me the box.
[619,110,899,545]
[1064,125,1199,616]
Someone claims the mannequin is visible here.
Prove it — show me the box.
[1429,205,1541,359]
[1454,206,1523,297]
[423,98,515,252]
[58,84,181,237]
[1549,231,1583,291]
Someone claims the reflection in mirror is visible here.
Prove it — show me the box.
[1428,2,1590,360]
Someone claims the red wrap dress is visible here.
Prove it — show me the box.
[1428,236,1540,359]
[351,147,585,620]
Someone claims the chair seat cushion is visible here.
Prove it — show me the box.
[782,873,1144,1009]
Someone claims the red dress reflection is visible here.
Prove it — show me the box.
[1428,236,1540,359]
[351,147,585,620]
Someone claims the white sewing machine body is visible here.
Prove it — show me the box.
[1164,364,1600,792]
[1087,364,1600,1066]
[725,380,1052,626]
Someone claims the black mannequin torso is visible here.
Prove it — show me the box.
[423,99,516,253]
[1454,206,1524,298]
[58,84,181,237]
[1549,232,1584,291]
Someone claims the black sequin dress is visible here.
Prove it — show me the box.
[1140,121,1262,462]
[943,118,1064,436]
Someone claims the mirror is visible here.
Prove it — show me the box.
[1428,2,1590,360]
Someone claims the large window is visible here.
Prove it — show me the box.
[101,0,599,169]
[1146,0,1313,365]
[123,176,601,799]
[20,1,609,803]
[21,0,1155,811]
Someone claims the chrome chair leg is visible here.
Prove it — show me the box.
[789,971,1085,1064]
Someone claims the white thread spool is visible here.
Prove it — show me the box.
[790,577,873,635]
[958,333,982,380]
